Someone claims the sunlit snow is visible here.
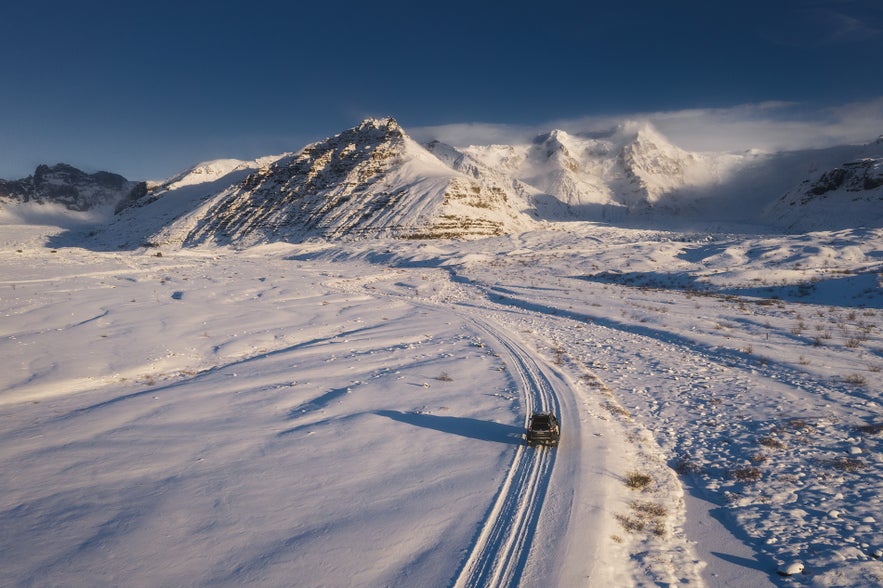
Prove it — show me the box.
[2,220,881,587]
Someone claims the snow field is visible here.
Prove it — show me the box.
[2,222,881,586]
[441,229,882,586]
[0,239,533,586]
[302,224,881,585]
[323,251,707,585]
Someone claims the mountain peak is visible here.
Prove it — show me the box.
[355,117,402,136]
[532,129,578,161]
[533,128,572,145]
[148,117,539,246]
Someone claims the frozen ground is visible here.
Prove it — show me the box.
[1,222,881,586]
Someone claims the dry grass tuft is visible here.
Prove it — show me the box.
[822,457,867,472]
[730,466,762,482]
[603,401,631,419]
[624,471,653,490]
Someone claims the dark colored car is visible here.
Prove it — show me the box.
[526,412,560,446]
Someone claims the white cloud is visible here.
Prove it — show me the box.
[410,98,883,153]
[408,122,538,148]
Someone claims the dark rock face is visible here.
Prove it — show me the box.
[0,163,146,211]
[766,153,883,231]
[805,159,883,198]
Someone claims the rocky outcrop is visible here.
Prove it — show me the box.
[766,154,883,230]
[803,159,883,197]
[0,163,145,212]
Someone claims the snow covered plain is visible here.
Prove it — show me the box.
[1,222,881,587]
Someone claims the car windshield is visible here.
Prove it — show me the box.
[531,416,551,429]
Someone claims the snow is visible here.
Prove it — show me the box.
[2,220,882,587]
[0,200,117,227]
[149,155,290,191]
[458,122,746,212]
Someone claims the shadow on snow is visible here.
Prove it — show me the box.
[374,410,524,445]
[578,270,882,309]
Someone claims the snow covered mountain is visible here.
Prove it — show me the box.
[5,119,883,245]
[449,122,746,218]
[138,119,752,247]
[149,118,537,246]
[0,163,145,212]
[765,138,883,231]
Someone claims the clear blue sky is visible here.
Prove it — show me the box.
[1,0,882,180]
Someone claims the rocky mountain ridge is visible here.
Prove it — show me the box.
[4,119,883,246]
[0,164,145,212]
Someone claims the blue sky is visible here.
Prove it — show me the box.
[1,0,882,180]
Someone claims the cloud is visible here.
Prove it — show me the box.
[408,122,538,148]
[759,4,880,47]
[410,98,883,153]
[647,98,883,152]
[825,10,879,42]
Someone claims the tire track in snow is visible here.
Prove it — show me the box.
[451,318,558,588]
[325,273,560,587]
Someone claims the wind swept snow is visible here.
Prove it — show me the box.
[2,223,882,586]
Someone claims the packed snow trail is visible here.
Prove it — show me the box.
[325,272,568,586]
[451,318,559,588]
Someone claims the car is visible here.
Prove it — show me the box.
[526,412,560,446]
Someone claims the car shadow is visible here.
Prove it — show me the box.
[374,410,524,445]
[709,551,768,573]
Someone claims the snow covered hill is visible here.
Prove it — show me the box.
[117,154,291,214]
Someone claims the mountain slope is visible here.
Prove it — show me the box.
[151,118,538,246]
[765,139,883,231]
[91,156,292,250]
[114,155,291,215]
